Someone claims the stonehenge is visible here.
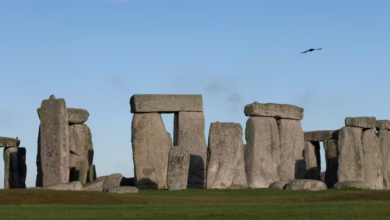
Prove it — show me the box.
[3,93,390,192]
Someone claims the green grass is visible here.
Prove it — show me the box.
[1,189,390,219]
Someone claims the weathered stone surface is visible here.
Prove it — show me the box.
[83,180,104,192]
[45,181,83,191]
[0,136,20,147]
[269,181,289,189]
[244,117,280,188]
[88,164,97,183]
[323,139,339,188]
[173,112,207,189]
[286,179,327,191]
[304,130,339,141]
[337,127,364,182]
[378,130,390,189]
[132,113,171,189]
[3,147,27,189]
[304,141,320,180]
[278,119,306,182]
[345,117,376,128]
[130,95,203,113]
[68,108,89,124]
[362,129,383,190]
[244,102,304,120]
[69,124,94,183]
[376,120,390,130]
[37,95,69,187]
[207,122,247,189]
[96,176,108,182]
[334,181,365,189]
[103,173,123,192]
[107,186,139,194]
[167,146,190,190]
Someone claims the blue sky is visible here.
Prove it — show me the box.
[1,0,389,188]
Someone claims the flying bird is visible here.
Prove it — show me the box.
[301,48,322,53]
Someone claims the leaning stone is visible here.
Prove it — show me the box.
[132,113,171,189]
[269,181,289,189]
[207,122,247,189]
[103,173,123,192]
[378,130,390,189]
[167,146,190,190]
[337,127,364,182]
[362,129,383,190]
[69,124,93,183]
[334,181,365,189]
[173,112,207,189]
[130,95,203,113]
[107,186,139,194]
[3,147,27,189]
[88,164,97,183]
[244,102,304,120]
[83,180,104,192]
[37,95,69,187]
[68,108,90,124]
[304,130,339,142]
[245,117,280,188]
[345,117,376,128]
[0,136,20,147]
[376,120,390,130]
[304,141,320,180]
[323,139,339,188]
[45,181,83,191]
[278,119,306,182]
[285,179,327,191]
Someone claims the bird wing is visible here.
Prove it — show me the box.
[317,48,322,50]
[301,50,309,53]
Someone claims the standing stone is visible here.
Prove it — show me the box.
[337,127,364,182]
[278,119,305,181]
[244,117,280,188]
[167,146,190,190]
[88,164,97,183]
[207,122,247,189]
[132,113,171,189]
[304,141,320,180]
[378,130,390,189]
[323,139,338,188]
[174,112,207,189]
[37,95,69,187]
[4,147,27,189]
[362,129,383,190]
[69,124,94,183]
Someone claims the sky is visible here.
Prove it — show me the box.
[1,0,390,188]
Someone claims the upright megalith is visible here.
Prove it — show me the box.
[37,95,69,187]
[337,127,364,182]
[304,141,320,180]
[132,113,171,189]
[4,147,27,189]
[174,112,207,188]
[245,117,280,188]
[378,129,390,189]
[167,146,190,190]
[69,124,94,184]
[362,129,383,190]
[323,139,338,188]
[278,119,306,181]
[207,122,247,189]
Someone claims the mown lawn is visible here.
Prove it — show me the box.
[1,188,390,219]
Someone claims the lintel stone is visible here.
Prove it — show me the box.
[376,120,390,130]
[244,102,304,120]
[0,136,20,148]
[68,108,90,124]
[130,95,203,113]
[304,130,339,141]
[345,117,376,128]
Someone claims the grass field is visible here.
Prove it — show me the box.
[1,188,390,219]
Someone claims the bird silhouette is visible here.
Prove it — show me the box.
[301,48,322,53]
